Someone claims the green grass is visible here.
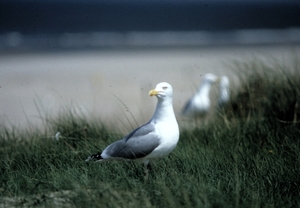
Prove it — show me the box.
[1,57,300,207]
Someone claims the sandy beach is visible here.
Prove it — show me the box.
[1,44,299,132]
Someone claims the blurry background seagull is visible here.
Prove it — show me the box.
[86,82,179,178]
[182,73,220,118]
[218,76,230,107]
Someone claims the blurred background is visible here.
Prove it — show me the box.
[1,0,300,49]
[1,0,300,131]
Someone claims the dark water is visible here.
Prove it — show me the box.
[1,29,300,52]
[1,0,300,51]
[1,1,300,33]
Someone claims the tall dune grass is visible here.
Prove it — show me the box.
[1,57,300,207]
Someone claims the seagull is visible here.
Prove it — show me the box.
[182,73,219,118]
[86,82,179,177]
[218,76,230,107]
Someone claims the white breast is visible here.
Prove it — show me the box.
[146,119,179,159]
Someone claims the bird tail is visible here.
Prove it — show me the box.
[85,152,103,162]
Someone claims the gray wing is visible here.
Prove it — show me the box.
[182,98,193,115]
[102,122,160,159]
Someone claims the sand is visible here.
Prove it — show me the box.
[0,45,299,133]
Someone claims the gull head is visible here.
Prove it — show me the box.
[202,73,220,84]
[220,76,230,88]
[149,82,173,99]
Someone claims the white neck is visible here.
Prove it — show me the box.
[197,82,211,98]
[220,87,229,100]
[151,97,175,122]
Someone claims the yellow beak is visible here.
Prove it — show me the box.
[149,89,159,96]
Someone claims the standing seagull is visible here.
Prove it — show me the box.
[182,73,219,118]
[218,76,230,107]
[86,82,179,177]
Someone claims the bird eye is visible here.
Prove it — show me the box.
[162,86,168,90]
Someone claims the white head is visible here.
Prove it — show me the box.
[202,73,219,84]
[220,76,230,89]
[149,82,175,120]
[149,82,173,100]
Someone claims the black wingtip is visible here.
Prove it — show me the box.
[85,152,103,162]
